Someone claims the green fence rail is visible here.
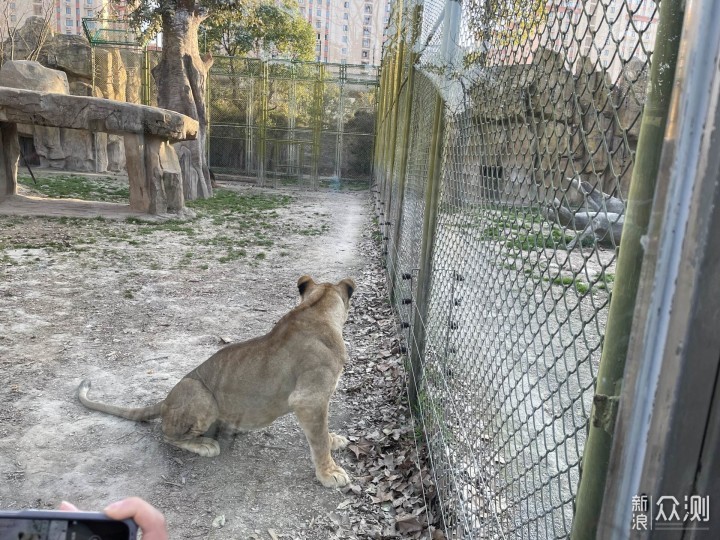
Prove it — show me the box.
[374,0,669,537]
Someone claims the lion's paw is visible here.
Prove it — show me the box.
[330,433,349,451]
[317,464,350,488]
[193,437,221,457]
[167,436,221,457]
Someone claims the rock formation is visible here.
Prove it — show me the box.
[0,17,146,173]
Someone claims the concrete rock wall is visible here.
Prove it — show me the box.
[1,17,145,173]
[463,48,648,206]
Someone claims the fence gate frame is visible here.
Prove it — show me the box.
[207,57,379,188]
[598,0,720,535]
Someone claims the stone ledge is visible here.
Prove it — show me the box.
[0,87,198,142]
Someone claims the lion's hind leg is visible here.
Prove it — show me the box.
[161,378,221,457]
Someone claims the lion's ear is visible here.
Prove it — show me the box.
[339,278,356,299]
[298,275,316,296]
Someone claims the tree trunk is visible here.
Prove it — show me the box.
[152,0,213,200]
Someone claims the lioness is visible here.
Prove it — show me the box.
[77,275,355,488]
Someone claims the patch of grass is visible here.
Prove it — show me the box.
[318,179,371,191]
[553,276,575,287]
[279,176,302,186]
[252,231,274,247]
[123,290,134,299]
[187,189,292,216]
[134,221,197,236]
[200,233,273,250]
[575,281,590,294]
[298,223,330,236]
[18,174,129,202]
[9,241,69,251]
[201,235,237,247]
[507,227,575,252]
[55,216,106,225]
[470,209,579,252]
[595,272,615,291]
[255,252,266,260]
[551,275,590,295]
[218,248,247,263]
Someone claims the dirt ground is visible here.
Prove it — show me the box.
[0,176,434,539]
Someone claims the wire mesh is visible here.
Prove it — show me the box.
[375,0,661,537]
[81,44,377,187]
[207,57,379,187]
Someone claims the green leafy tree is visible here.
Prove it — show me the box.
[121,0,315,198]
[344,110,375,176]
[203,0,314,60]
[122,0,254,200]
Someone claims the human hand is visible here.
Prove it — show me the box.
[59,497,168,540]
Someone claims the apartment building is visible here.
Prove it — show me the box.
[1,0,50,31]
[298,0,390,65]
[0,0,110,36]
[483,0,659,83]
[544,0,659,81]
[56,0,107,35]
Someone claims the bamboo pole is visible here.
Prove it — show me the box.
[373,63,390,188]
[383,26,407,218]
[379,52,397,199]
[258,62,268,187]
[408,89,444,409]
[570,0,684,537]
[311,64,325,189]
[389,5,422,301]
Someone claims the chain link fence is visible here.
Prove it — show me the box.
[78,27,378,188]
[208,57,378,187]
[375,0,662,537]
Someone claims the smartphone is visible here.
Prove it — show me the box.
[0,510,137,540]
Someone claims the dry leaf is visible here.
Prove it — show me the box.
[395,514,423,533]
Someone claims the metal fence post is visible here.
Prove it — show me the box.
[372,66,385,187]
[407,0,460,409]
[388,4,422,301]
[258,61,269,187]
[289,62,298,179]
[597,0,720,533]
[335,64,346,181]
[206,54,211,170]
[381,54,396,193]
[312,63,325,189]
[376,53,395,199]
[382,2,407,219]
[141,47,150,106]
[247,75,254,177]
[407,90,444,409]
[570,0,685,536]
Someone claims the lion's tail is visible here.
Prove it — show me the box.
[77,379,163,421]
